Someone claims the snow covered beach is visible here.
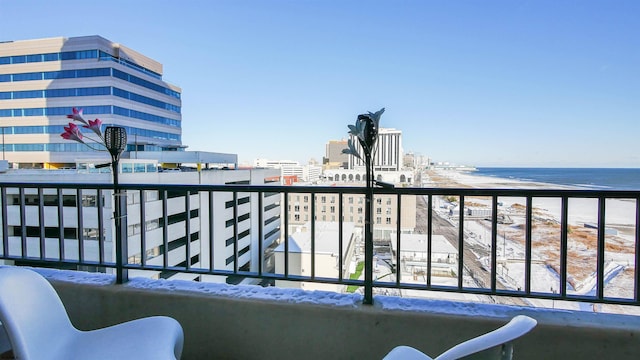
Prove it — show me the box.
[423,169,639,315]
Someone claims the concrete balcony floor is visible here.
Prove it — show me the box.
[2,268,640,360]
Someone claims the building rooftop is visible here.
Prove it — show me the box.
[275,221,358,256]
[390,233,457,254]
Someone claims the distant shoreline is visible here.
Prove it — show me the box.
[425,169,576,190]
[425,167,640,191]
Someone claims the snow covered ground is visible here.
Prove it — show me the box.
[425,169,640,315]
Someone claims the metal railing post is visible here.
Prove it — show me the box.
[113,159,128,284]
[364,154,374,304]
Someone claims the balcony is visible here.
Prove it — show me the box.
[1,180,640,358]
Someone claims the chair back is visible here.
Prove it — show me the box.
[0,267,77,359]
[435,315,537,360]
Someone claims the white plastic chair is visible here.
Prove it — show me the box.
[0,267,184,360]
[383,315,537,360]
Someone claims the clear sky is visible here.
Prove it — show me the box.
[1,1,638,167]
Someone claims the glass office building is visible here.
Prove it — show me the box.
[0,35,182,169]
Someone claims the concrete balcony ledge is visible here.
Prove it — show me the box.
[5,267,640,359]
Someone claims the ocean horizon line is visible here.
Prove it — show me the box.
[467,167,640,191]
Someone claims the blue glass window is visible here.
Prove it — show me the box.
[15,144,44,151]
[45,88,74,97]
[134,163,146,173]
[0,50,98,64]
[113,88,128,98]
[26,54,42,63]
[43,71,61,80]
[43,53,59,61]
[0,92,11,100]
[0,109,11,117]
[14,126,44,134]
[75,87,110,96]
[13,72,42,81]
[24,108,44,116]
[112,69,180,99]
[60,51,76,60]
[112,68,128,80]
[77,68,110,77]
[13,90,43,99]
[11,56,26,64]
[0,74,9,82]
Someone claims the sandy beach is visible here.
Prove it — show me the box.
[423,169,638,314]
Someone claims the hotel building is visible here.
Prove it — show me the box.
[347,128,403,171]
[0,35,183,169]
[0,36,279,283]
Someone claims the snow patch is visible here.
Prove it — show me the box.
[11,266,544,317]
[24,266,116,286]
[126,277,363,307]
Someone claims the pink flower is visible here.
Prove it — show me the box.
[66,107,87,125]
[61,123,84,143]
[83,118,103,137]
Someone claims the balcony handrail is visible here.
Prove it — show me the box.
[1,181,639,309]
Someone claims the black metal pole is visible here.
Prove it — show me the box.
[364,148,374,304]
[112,157,128,284]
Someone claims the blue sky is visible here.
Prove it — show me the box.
[1,1,638,167]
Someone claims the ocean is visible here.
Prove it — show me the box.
[474,168,640,191]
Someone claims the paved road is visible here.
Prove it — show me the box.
[415,195,526,306]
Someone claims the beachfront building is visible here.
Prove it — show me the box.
[347,128,403,171]
[0,35,183,169]
[274,221,359,292]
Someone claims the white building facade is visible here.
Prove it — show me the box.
[254,158,322,183]
[348,128,403,171]
[0,167,281,283]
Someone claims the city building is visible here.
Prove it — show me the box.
[0,166,281,283]
[287,190,416,235]
[347,128,403,171]
[322,169,414,185]
[403,151,416,169]
[390,233,458,277]
[0,35,233,170]
[0,35,277,283]
[323,139,348,169]
[254,158,322,183]
[274,221,359,292]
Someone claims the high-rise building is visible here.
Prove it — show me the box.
[347,128,403,171]
[0,35,277,284]
[0,35,182,169]
[324,139,348,169]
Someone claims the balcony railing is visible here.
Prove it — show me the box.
[0,181,639,312]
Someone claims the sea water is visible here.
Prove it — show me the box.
[475,168,640,190]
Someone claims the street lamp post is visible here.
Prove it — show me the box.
[105,126,128,284]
